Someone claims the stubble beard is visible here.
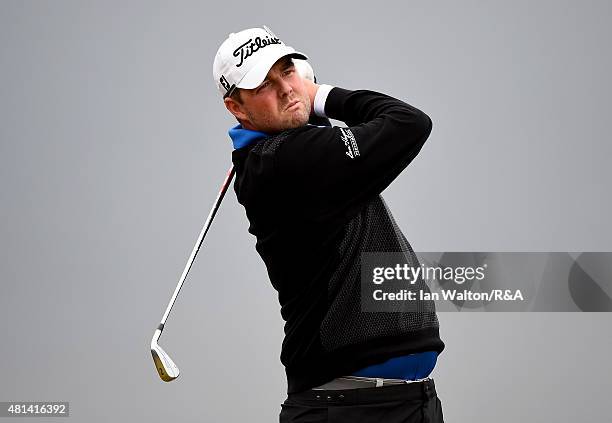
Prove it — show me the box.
[283,98,311,130]
[248,94,311,133]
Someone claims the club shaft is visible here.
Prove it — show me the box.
[158,165,236,327]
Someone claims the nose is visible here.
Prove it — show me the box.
[277,78,293,97]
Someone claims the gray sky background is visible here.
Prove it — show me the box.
[1,1,611,421]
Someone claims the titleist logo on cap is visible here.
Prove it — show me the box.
[233,35,282,67]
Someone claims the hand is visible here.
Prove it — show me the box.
[294,59,315,82]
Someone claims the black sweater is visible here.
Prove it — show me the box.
[231,87,444,393]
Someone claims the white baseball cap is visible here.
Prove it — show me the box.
[213,26,308,98]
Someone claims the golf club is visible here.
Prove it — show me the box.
[151,60,315,382]
[151,165,236,382]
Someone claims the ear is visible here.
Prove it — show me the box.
[224,97,248,122]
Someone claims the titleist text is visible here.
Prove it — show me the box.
[233,36,282,67]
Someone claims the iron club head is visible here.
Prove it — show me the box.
[151,328,179,382]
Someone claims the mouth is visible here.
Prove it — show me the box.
[285,100,300,111]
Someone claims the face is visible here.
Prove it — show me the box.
[225,57,311,133]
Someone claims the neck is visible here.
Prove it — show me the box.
[240,121,257,131]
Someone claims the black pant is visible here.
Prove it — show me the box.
[280,378,444,422]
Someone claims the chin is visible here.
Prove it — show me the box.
[282,119,309,131]
[286,110,311,129]
[255,109,310,133]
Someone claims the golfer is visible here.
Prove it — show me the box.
[213,26,445,423]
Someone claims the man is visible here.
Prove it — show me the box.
[213,26,445,422]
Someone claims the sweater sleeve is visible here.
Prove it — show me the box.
[274,87,433,223]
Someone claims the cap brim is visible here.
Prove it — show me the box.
[236,46,308,90]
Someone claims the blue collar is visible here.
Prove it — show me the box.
[228,124,269,150]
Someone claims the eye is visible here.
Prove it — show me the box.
[257,80,270,92]
[283,67,295,76]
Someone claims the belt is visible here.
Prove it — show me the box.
[312,376,431,390]
[286,377,437,406]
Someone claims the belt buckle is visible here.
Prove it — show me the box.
[312,375,431,390]
[342,376,408,387]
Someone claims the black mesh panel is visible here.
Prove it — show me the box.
[320,195,439,352]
